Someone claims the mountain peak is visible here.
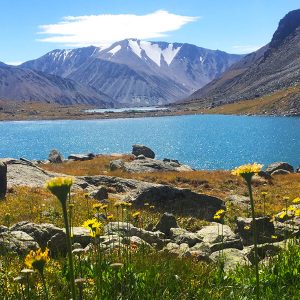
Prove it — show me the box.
[270,9,300,48]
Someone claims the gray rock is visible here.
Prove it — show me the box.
[196,223,243,252]
[136,155,146,160]
[132,144,155,159]
[271,169,291,175]
[0,225,8,233]
[48,149,63,163]
[0,231,39,255]
[169,227,201,247]
[10,221,63,248]
[265,162,294,174]
[0,161,7,198]
[154,213,178,236]
[68,153,95,161]
[209,248,250,271]
[123,158,193,173]
[227,195,250,209]
[109,159,124,171]
[128,185,225,220]
[236,217,275,245]
[163,242,190,258]
[89,186,109,200]
[104,222,135,236]
[129,227,165,248]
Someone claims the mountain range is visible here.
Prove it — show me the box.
[186,9,300,115]
[20,40,242,106]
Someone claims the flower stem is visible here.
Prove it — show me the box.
[62,204,77,300]
[246,180,260,300]
[40,271,49,300]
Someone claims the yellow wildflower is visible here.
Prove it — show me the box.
[132,211,141,219]
[107,214,114,220]
[287,205,296,211]
[271,235,277,240]
[82,219,103,237]
[101,204,108,210]
[25,248,50,274]
[279,211,287,219]
[45,177,73,204]
[213,209,226,221]
[261,192,268,196]
[295,209,300,217]
[231,163,263,181]
[93,203,102,210]
[292,197,300,204]
[150,205,155,209]
[244,225,251,230]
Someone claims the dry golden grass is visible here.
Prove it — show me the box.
[40,156,300,219]
[201,85,300,115]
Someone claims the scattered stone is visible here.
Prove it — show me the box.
[236,217,275,245]
[265,162,294,174]
[154,213,178,236]
[132,144,155,159]
[271,169,291,175]
[89,186,109,200]
[227,195,250,209]
[68,153,95,161]
[0,161,7,198]
[109,159,124,171]
[169,228,201,247]
[128,185,225,220]
[123,158,193,173]
[209,248,250,271]
[0,231,39,255]
[10,222,63,248]
[48,149,63,163]
[196,223,243,252]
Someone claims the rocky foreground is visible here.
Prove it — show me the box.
[0,144,300,271]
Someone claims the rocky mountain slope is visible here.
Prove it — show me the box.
[0,63,114,106]
[22,39,242,106]
[186,9,300,115]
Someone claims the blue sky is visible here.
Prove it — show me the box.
[1,0,299,64]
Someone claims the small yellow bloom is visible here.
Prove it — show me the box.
[283,196,290,201]
[93,203,102,210]
[231,163,263,181]
[292,197,300,204]
[271,235,277,240]
[101,204,108,210]
[279,211,287,219]
[213,209,226,221]
[25,248,50,273]
[45,177,73,204]
[107,214,114,220]
[261,192,268,196]
[144,203,150,206]
[150,205,155,209]
[132,211,141,219]
[244,225,251,230]
[82,219,103,237]
[287,205,296,211]
[295,209,300,217]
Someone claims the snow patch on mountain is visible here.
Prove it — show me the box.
[161,44,181,65]
[129,40,142,58]
[139,41,162,66]
[108,45,122,56]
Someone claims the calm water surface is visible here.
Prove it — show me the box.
[0,114,299,170]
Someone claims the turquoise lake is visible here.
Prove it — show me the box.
[0,114,299,170]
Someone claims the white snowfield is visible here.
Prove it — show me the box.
[127,39,181,67]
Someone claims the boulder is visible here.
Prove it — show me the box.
[154,213,178,236]
[265,162,294,174]
[0,161,7,198]
[132,144,155,159]
[162,242,190,258]
[129,227,165,248]
[195,223,243,252]
[68,153,95,161]
[0,231,39,255]
[236,217,275,245]
[48,149,63,163]
[109,159,124,171]
[89,186,109,200]
[169,228,201,247]
[209,248,250,271]
[10,222,63,248]
[227,195,250,210]
[123,158,193,173]
[128,185,225,220]
[271,169,291,175]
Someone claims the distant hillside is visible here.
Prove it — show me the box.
[0,64,114,107]
[186,9,300,115]
[22,39,242,106]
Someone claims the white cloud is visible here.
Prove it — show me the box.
[232,45,263,54]
[37,10,199,47]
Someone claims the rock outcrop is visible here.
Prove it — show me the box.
[48,149,63,164]
[0,161,7,198]
[132,144,155,159]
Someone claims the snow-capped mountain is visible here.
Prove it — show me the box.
[22,39,243,106]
